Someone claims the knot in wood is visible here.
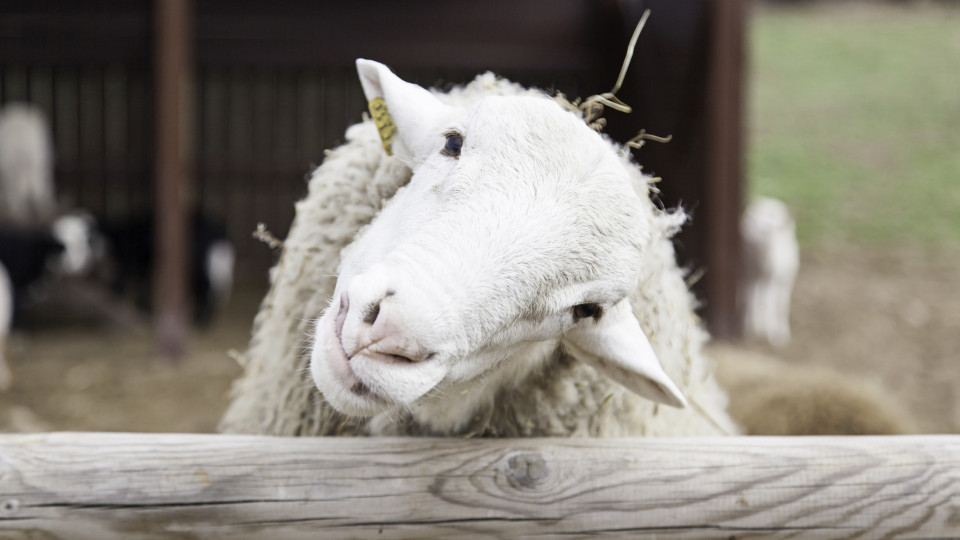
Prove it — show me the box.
[505,452,549,489]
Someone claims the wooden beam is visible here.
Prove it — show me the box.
[153,0,192,358]
[607,0,747,338]
[192,0,599,70]
[0,432,956,538]
[0,2,152,65]
[703,0,748,339]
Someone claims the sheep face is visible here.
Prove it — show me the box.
[309,60,686,424]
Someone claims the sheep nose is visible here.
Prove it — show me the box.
[340,290,430,364]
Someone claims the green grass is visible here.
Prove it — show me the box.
[748,3,960,247]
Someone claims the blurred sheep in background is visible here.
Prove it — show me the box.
[0,263,12,390]
[740,196,800,348]
[0,103,56,227]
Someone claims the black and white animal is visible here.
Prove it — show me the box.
[96,209,235,325]
[0,213,98,389]
[0,214,97,320]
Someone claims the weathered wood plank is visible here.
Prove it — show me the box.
[0,433,957,539]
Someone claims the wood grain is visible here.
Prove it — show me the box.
[0,433,957,539]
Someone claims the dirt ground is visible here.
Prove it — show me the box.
[1,243,958,435]
[0,286,259,433]
[712,243,960,434]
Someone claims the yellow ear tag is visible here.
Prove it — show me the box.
[368,97,397,156]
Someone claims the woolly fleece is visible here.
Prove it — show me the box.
[219,74,737,437]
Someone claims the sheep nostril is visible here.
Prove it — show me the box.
[335,292,349,340]
[362,301,380,325]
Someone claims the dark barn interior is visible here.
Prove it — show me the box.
[0,0,745,347]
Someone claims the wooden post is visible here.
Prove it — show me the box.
[704,0,747,339]
[154,0,192,359]
[0,433,957,538]
[607,0,747,340]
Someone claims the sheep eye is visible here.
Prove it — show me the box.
[572,303,602,321]
[441,131,463,158]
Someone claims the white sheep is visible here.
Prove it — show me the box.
[220,60,737,437]
[740,196,799,348]
[712,345,915,435]
[0,103,56,226]
[0,262,12,390]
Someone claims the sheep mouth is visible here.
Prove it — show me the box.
[312,292,446,417]
[326,299,386,403]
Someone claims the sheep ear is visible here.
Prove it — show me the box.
[562,300,688,408]
[356,59,454,163]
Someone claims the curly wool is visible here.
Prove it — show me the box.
[219,74,737,437]
[713,346,915,436]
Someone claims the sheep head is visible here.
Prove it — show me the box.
[310,60,686,425]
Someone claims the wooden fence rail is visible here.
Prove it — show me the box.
[0,432,957,539]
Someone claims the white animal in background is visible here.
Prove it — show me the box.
[48,212,101,277]
[740,196,800,348]
[712,345,915,435]
[0,103,56,226]
[0,262,12,390]
[220,60,737,437]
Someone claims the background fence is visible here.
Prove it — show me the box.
[0,0,745,338]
